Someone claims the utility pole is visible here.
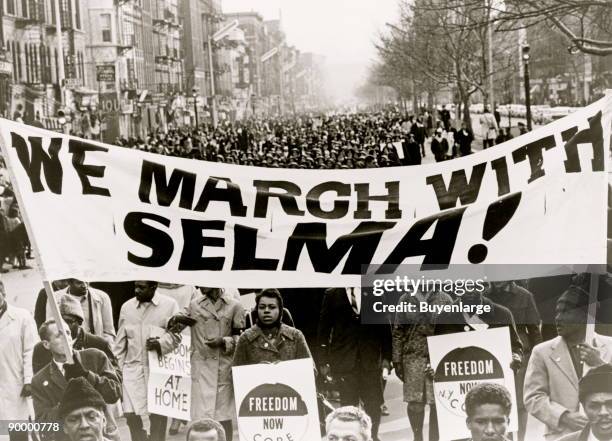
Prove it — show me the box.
[522,45,532,131]
[279,45,284,116]
[207,30,218,128]
[53,0,66,106]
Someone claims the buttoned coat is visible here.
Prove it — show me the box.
[113,293,180,415]
[31,348,121,423]
[0,305,38,420]
[232,324,312,366]
[524,334,612,441]
[187,290,245,421]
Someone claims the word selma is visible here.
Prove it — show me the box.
[7,110,604,220]
[122,207,467,273]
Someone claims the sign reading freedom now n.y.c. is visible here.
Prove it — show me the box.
[0,94,610,287]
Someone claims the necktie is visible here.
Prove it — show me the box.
[349,288,359,315]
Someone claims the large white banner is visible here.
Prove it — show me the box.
[232,358,321,441]
[427,327,518,441]
[0,94,610,286]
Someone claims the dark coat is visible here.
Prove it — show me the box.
[486,283,542,352]
[232,324,312,366]
[410,123,426,145]
[31,348,122,424]
[402,139,422,165]
[431,137,449,161]
[32,328,120,375]
[317,288,392,373]
[434,297,524,360]
[455,128,474,156]
[440,109,451,129]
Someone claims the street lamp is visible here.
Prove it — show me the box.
[192,87,199,127]
[522,44,532,131]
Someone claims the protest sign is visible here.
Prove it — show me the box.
[232,358,320,441]
[427,327,518,441]
[0,94,610,286]
[147,333,191,420]
[392,141,404,159]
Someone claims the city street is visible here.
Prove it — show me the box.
[1,257,546,441]
[0,0,610,440]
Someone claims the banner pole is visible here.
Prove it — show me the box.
[0,121,73,363]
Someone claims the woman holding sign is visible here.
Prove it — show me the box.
[393,289,453,441]
[232,289,313,366]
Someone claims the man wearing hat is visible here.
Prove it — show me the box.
[59,378,109,441]
[557,364,612,441]
[525,275,612,440]
[54,279,115,345]
[32,294,118,375]
[32,319,121,440]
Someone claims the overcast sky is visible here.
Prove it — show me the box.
[222,0,400,102]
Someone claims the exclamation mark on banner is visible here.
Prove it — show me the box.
[468,192,522,263]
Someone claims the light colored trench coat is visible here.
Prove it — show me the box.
[0,305,38,419]
[113,293,180,415]
[186,290,245,421]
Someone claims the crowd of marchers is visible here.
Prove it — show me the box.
[107,106,526,167]
[110,109,479,168]
[2,273,612,441]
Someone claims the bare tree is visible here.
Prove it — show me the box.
[419,0,612,55]
[370,0,515,128]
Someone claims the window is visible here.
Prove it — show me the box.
[7,0,15,15]
[101,13,111,42]
[74,0,80,29]
[60,0,70,28]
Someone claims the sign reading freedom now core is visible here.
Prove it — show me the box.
[0,94,610,286]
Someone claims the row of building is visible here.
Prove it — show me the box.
[0,0,327,141]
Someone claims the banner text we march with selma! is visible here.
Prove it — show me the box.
[0,94,610,287]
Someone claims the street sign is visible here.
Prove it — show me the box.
[64,78,82,89]
[282,60,296,73]
[96,65,116,82]
[261,47,278,63]
[99,92,120,114]
[213,20,239,42]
